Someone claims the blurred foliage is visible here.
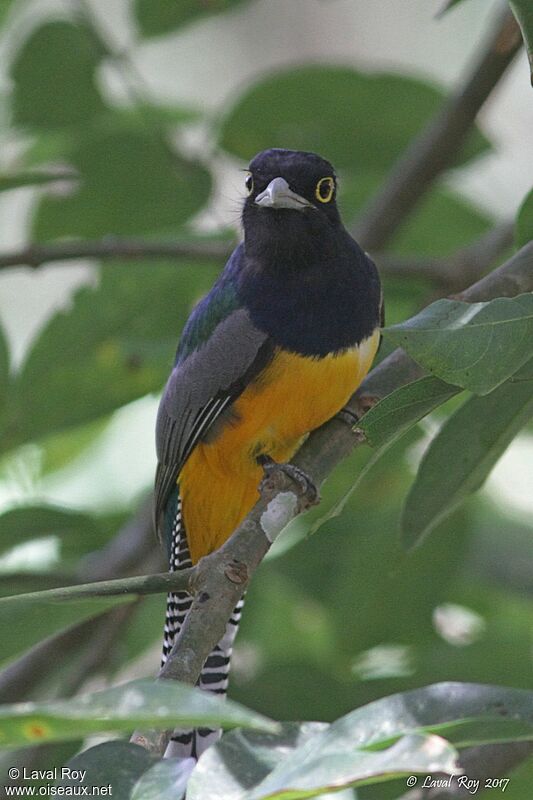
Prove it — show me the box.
[517,187,533,246]
[0,504,114,558]
[509,1,533,81]
[134,0,252,38]
[441,0,533,82]
[1,261,217,450]
[32,121,212,239]
[340,176,491,257]
[11,21,106,131]
[0,0,532,797]
[0,324,9,423]
[219,66,489,171]
[401,371,533,548]
[0,591,133,670]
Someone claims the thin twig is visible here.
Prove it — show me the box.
[0,569,193,605]
[353,6,522,252]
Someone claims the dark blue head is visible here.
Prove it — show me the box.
[236,149,381,355]
[241,149,343,267]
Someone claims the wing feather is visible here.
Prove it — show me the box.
[154,307,272,541]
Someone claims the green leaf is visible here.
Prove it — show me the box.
[189,725,457,800]
[242,683,533,800]
[333,682,533,749]
[402,367,533,548]
[1,260,217,451]
[59,741,157,797]
[512,357,533,381]
[219,66,489,172]
[59,746,194,800]
[359,377,461,449]
[0,505,110,558]
[249,734,456,799]
[61,744,194,800]
[187,723,328,800]
[516,187,533,248]
[0,0,17,27]
[11,21,106,130]
[307,379,460,541]
[0,678,277,747]
[33,123,211,239]
[509,1,533,84]
[0,592,133,668]
[384,293,533,395]
[131,758,194,800]
[135,0,252,37]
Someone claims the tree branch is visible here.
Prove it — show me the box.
[0,223,513,296]
[0,237,233,270]
[377,223,514,293]
[353,6,522,252]
[131,240,533,755]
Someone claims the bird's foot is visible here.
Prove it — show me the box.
[339,393,381,428]
[257,455,320,511]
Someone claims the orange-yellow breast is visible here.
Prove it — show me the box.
[179,330,380,562]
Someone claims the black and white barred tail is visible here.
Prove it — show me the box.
[161,494,244,760]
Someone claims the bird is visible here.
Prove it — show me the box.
[154,148,383,760]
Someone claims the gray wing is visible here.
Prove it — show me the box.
[154,308,272,539]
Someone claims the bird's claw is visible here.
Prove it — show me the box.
[259,456,320,511]
[339,393,380,427]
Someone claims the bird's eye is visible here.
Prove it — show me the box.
[245,172,254,195]
[315,176,335,203]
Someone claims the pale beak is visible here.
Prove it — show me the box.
[254,177,313,211]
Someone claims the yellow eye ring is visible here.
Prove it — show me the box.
[315,176,335,203]
[245,172,254,195]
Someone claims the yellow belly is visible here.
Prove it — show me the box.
[179,331,380,562]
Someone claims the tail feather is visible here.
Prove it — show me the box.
[161,498,192,664]
[162,492,244,761]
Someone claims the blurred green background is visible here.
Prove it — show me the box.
[0,0,532,793]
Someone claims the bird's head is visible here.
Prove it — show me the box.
[241,149,341,240]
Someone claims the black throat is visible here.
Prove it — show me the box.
[237,208,381,357]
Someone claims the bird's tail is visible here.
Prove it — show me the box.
[161,497,244,760]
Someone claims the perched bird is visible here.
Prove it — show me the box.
[155,148,382,759]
